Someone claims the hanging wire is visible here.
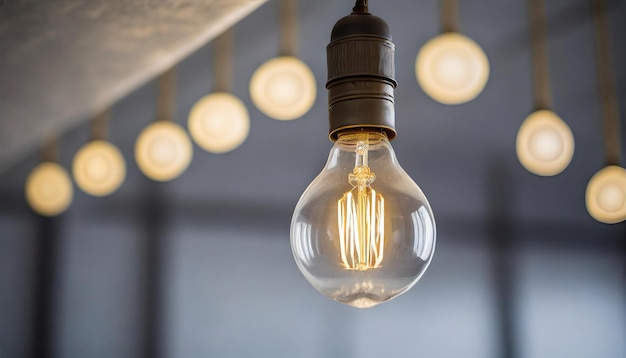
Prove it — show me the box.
[528,0,553,110]
[353,0,368,13]
[280,0,299,56]
[591,0,622,166]
[90,109,110,141]
[156,67,176,122]
[441,0,459,33]
[41,135,59,163]
[213,29,233,93]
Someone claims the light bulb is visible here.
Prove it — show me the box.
[25,162,73,216]
[586,165,626,224]
[291,130,436,308]
[291,3,436,308]
[516,110,574,176]
[250,56,316,121]
[416,32,490,105]
[135,121,192,181]
[188,92,250,153]
[72,140,126,196]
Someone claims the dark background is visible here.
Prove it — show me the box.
[1,0,625,357]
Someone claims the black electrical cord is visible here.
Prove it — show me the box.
[353,0,368,13]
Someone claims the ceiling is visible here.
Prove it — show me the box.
[1,0,625,236]
[0,0,267,173]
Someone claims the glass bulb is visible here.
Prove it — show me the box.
[25,162,73,216]
[416,32,489,105]
[250,56,316,121]
[73,140,126,196]
[135,121,193,182]
[290,130,436,308]
[188,92,250,154]
[586,165,626,224]
[516,110,574,176]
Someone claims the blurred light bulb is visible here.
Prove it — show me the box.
[72,140,126,196]
[291,130,436,308]
[188,92,250,153]
[135,121,192,181]
[516,110,574,176]
[586,165,626,224]
[416,32,489,105]
[250,56,316,120]
[25,162,73,216]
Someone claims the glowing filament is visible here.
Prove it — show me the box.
[338,136,385,270]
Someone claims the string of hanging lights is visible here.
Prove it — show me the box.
[22,0,624,231]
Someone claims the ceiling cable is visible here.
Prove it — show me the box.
[591,0,622,166]
[213,29,233,93]
[280,0,298,56]
[156,67,176,122]
[41,135,59,163]
[90,109,110,141]
[441,0,459,33]
[353,0,368,13]
[528,0,553,110]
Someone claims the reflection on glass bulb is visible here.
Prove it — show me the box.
[250,56,316,121]
[73,140,126,196]
[416,32,489,105]
[25,162,73,216]
[586,165,626,224]
[516,110,574,176]
[135,121,193,181]
[188,92,250,154]
[291,131,436,308]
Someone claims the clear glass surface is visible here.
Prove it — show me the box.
[290,130,436,308]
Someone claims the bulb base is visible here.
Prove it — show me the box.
[326,11,397,141]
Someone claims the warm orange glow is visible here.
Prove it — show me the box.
[188,92,250,153]
[586,165,626,224]
[516,110,574,176]
[25,162,73,216]
[135,121,192,181]
[337,135,384,271]
[250,56,316,120]
[416,33,490,105]
[73,140,126,196]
